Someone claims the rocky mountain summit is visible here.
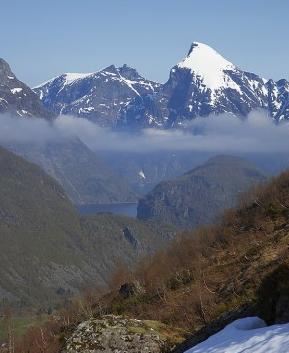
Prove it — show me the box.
[0,58,54,119]
[34,64,160,127]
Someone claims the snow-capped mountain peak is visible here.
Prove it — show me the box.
[177,42,238,92]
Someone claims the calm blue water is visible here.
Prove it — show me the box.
[76,202,138,218]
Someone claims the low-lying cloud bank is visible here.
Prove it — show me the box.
[1,110,289,154]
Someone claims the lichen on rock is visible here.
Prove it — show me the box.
[62,315,173,353]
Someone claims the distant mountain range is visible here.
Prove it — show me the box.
[33,42,289,128]
[1,43,289,203]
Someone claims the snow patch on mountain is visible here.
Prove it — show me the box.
[11,87,23,94]
[64,72,93,85]
[185,317,289,353]
[138,169,146,179]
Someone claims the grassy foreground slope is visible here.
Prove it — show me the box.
[109,170,289,330]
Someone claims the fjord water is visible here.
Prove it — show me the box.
[76,202,138,218]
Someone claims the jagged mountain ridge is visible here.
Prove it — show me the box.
[33,64,160,127]
[0,58,54,119]
[33,42,289,128]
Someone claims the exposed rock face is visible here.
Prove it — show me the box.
[62,316,170,353]
[0,58,54,119]
[118,282,144,299]
[257,264,289,325]
[137,155,267,229]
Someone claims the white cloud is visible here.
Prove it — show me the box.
[1,110,289,154]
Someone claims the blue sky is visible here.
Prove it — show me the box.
[1,0,289,86]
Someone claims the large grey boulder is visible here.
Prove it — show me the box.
[63,315,172,353]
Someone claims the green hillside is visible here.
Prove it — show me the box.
[0,147,172,309]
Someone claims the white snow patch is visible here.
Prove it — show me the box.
[33,72,93,89]
[185,317,289,353]
[11,88,23,94]
[138,169,146,179]
[64,72,93,85]
[79,107,95,113]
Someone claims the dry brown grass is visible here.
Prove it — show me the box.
[13,171,289,351]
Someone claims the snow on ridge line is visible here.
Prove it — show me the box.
[33,65,140,90]
[64,72,94,85]
[33,72,94,89]
[33,66,158,99]
[185,317,289,353]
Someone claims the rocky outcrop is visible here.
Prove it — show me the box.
[62,316,175,353]
[257,264,289,325]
